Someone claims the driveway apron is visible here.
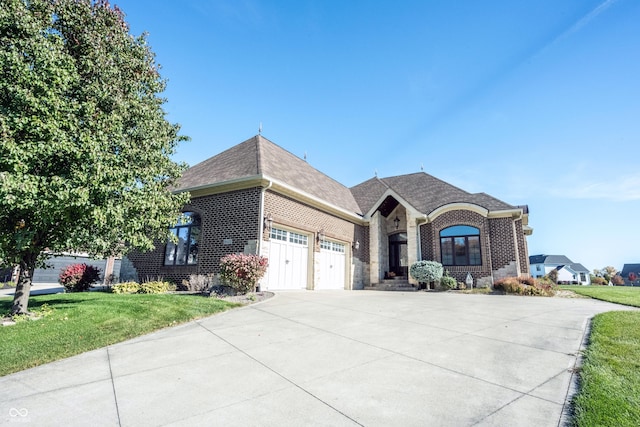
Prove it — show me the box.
[1,291,635,426]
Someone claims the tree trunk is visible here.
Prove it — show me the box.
[11,255,37,316]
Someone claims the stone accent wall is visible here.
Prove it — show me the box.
[127,187,262,284]
[515,219,529,275]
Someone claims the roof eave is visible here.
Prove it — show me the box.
[175,174,365,225]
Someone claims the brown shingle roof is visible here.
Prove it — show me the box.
[176,135,362,215]
[350,172,515,215]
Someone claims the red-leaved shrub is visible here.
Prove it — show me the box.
[58,263,101,292]
[219,254,268,294]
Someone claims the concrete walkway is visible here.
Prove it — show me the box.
[1,291,635,426]
[0,283,64,298]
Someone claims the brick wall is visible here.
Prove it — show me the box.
[127,187,262,284]
[264,191,362,252]
[488,217,518,273]
[421,209,492,284]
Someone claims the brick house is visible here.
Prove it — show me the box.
[126,135,532,290]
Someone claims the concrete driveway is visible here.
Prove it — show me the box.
[1,291,635,426]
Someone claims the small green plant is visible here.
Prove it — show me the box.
[138,281,173,294]
[219,254,268,295]
[111,281,141,294]
[440,274,457,290]
[58,263,101,292]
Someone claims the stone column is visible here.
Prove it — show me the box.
[369,212,381,285]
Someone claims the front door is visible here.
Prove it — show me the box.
[389,233,408,277]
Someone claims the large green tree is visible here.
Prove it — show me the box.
[0,0,189,314]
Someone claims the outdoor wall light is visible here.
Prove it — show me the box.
[353,240,360,251]
[264,213,273,232]
[317,229,325,242]
[394,216,400,229]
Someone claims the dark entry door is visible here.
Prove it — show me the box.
[389,233,408,277]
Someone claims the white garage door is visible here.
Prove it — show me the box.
[262,228,309,290]
[316,240,346,290]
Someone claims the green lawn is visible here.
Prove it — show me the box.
[560,285,640,307]
[560,286,640,426]
[0,292,238,377]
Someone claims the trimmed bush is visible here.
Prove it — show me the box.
[58,263,101,292]
[219,254,268,295]
[409,261,443,285]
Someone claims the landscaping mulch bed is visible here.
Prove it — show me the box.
[217,291,274,305]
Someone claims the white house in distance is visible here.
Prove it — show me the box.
[529,254,591,285]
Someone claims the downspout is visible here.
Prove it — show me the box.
[257,180,273,254]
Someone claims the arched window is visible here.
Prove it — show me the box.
[164,212,201,266]
[440,225,481,266]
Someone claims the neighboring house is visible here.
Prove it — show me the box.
[620,264,640,286]
[127,135,532,290]
[529,254,590,285]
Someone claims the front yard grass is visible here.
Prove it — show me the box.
[560,285,640,426]
[560,285,640,307]
[0,292,239,377]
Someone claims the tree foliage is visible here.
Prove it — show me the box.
[0,0,188,314]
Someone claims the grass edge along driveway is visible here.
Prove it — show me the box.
[0,292,239,377]
[560,285,640,426]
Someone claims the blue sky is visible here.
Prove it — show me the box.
[115,0,639,275]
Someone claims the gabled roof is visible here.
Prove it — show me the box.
[350,172,515,216]
[175,135,362,215]
[569,263,589,273]
[529,254,574,265]
[620,264,640,276]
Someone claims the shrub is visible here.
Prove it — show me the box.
[440,275,457,290]
[181,274,216,292]
[111,281,140,294]
[546,269,558,284]
[219,253,268,295]
[58,263,101,292]
[591,277,606,286]
[409,261,443,285]
[494,276,556,297]
[139,280,174,294]
[612,275,625,285]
